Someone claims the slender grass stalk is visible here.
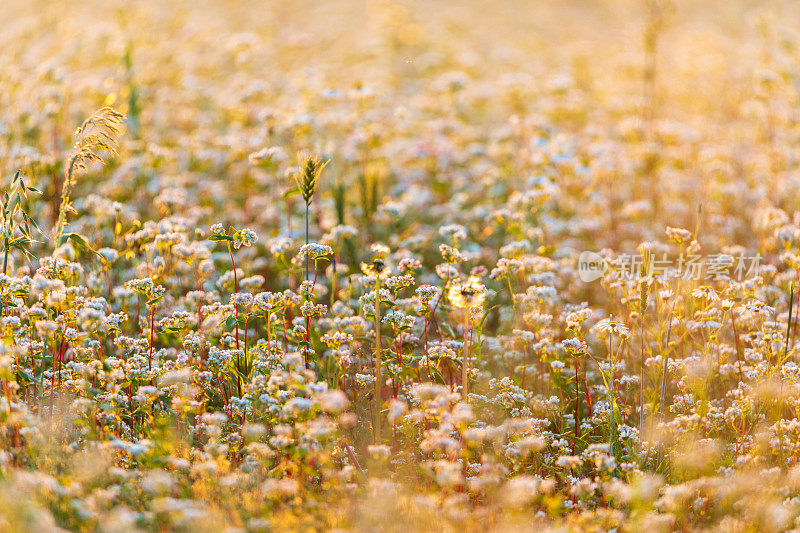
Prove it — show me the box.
[462,312,470,398]
[574,353,580,453]
[779,282,793,466]
[374,272,382,443]
[784,282,794,361]
[659,301,676,416]
[730,309,744,381]
[294,154,328,370]
[639,243,652,435]
[608,333,618,457]
[305,204,309,279]
[227,241,244,395]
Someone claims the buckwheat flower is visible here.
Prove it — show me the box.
[416,285,441,304]
[355,373,376,387]
[27,305,47,320]
[618,424,639,441]
[161,310,192,331]
[207,347,238,369]
[182,331,204,352]
[528,285,557,302]
[439,223,467,243]
[202,412,229,426]
[283,397,313,417]
[240,275,265,291]
[97,247,119,264]
[298,280,316,296]
[335,348,353,367]
[210,223,224,235]
[269,237,292,256]
[562,337,588,354]
[439,244,463,263]
[315,390,349,414]
[436,263,459,280]
[321,330,353,348]
[555,455,583,468]
[124,277,165,300]
[398,257,422,273]
[376,201,405,220]
[36,320,58,337]
[230,292,254,307]
[282,289,301,306]
[490,258,524,279]
[249,146,287,165]
[216,269,244,292]
[427,345,457,362]
[665,226,692,244]
[513,329,536,343]
[201,302,235,318]
[150,284,166,301]
[565,308,593,329]
[254,291,284,311]
[78,306,105,329]
[499,240,532,259]
[382,309,415,328]
[198,259,214,277]
[502,476,540,506]
[300,301,327,318]
[384,274,415,291]
[1,316,21,334]
[154,232,185,248]
[298,243,333,260]
[232,228,258,249]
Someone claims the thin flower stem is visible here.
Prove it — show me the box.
[374,275,382,443]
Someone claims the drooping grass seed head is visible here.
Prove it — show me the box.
[56,107,125,244]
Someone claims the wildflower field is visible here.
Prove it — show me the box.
[3,0,800,530]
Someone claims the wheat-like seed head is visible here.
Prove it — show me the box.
[639,241,653,314]
[294,154,329,206]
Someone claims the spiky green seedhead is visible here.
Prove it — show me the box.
[294,154,329,207]
[639,242,653,314]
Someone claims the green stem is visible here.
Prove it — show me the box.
[1,238,7,316]
[305,203,309,281]
[374,275,381,443]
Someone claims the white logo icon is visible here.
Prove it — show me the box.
[578,251,608,282]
